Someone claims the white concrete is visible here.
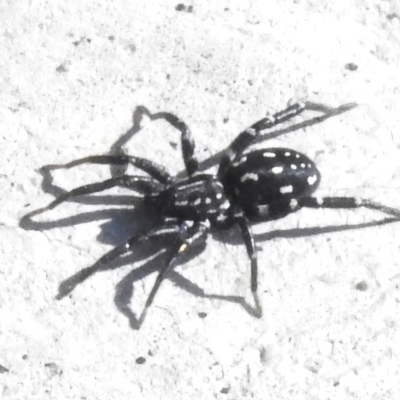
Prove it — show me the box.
[1,1,400,399]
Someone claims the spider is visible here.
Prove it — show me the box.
[23,102,400,328]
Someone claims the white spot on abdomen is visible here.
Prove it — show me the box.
[241,173,259,182]
[263,152,276,158]
[307,175,318,185]
[280,185,293,194]
[272,166,284,174]
[220,200,230,210]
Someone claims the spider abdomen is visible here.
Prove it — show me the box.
[223,148,321,220]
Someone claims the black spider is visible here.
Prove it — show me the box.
[23,102,400,328]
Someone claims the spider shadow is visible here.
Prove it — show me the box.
[21,198,399,330]
[20,102,400,329]
[60,214,400,330]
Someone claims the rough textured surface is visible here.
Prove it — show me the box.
[1,1,400,399]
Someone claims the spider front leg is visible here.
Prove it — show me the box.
[150,111,199,176]
[138,221,209,327]
[23,153,173,220]
[44,154,173,184]
[24,174,162,219]
[56,219,186,299]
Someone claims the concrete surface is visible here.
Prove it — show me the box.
[1,1,400,399]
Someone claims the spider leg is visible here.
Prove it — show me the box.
[237,216,263,318]
[138,221,209,327]
[218,103,308,178]
[57,239,133,299]
[57,219,184,299]
[151,111,198,176]
[219,102,358,180]
[44,154,172,184]
[225,103,307,161]
[299,196,400,218]
[25,175,162,219]
[229,102,358,160]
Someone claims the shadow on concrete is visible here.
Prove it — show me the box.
[19,103,400,330]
